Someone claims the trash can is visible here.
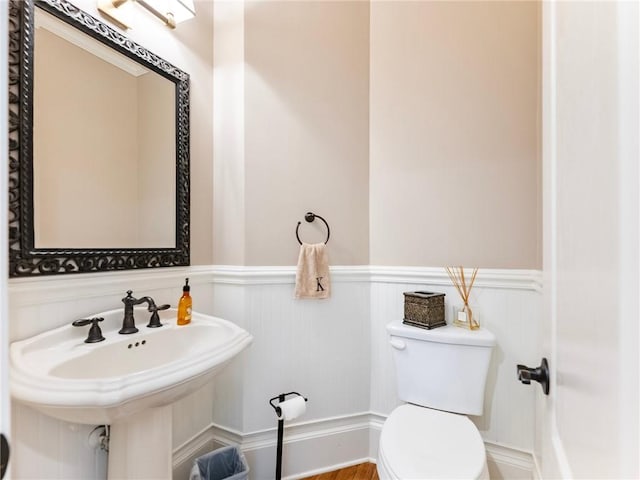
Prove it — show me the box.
[189,445,249,480]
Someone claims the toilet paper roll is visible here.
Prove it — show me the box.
[277,396,306,421]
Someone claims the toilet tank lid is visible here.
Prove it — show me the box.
[387,321,496,347]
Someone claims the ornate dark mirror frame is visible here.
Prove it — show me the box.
[8,0,190,277]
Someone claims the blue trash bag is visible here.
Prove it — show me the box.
[189,445,249,480]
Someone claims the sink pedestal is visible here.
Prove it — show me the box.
[108,405,173,479]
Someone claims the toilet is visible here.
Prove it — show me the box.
[378,320,496,480]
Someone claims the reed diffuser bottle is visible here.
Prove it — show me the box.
[177,278,192,325]
[446,266,480,330]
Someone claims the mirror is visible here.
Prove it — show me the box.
[8,0,190,276]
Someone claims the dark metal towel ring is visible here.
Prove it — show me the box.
[296,212,330,245]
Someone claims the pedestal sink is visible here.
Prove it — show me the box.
[10,307,252,479]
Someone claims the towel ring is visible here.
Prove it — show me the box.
[296,212,330,245]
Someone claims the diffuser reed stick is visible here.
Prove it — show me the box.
[445,266,479,330]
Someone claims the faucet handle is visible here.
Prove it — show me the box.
[72,317,105,343]
[122,290,135,304]
[147,304,170,328]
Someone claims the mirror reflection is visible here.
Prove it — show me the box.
[33,8,176,249]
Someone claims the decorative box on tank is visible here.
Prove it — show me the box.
[403,291,446,329]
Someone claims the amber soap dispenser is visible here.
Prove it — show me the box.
[177,278,192,325]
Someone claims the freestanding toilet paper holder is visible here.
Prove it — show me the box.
[269,392,308,480]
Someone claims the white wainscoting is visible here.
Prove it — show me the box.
[7,266,540,479]
[204,266,540,479]
[208,266,371,435]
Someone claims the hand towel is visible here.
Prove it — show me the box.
[295,243,331,299]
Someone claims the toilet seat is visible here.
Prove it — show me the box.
[378,404,488,480]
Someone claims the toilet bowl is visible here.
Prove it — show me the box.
[379,321,495,480]
[377,405,489,480]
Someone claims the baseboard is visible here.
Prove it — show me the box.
[173,424,226,470]
[172,424,221,479]
[485,442,536,479]
[173,413,536,480]
[532,450,543,480]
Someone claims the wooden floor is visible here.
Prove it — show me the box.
[301,462,379,480]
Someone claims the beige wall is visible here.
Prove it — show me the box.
[370,1,541,268]
[212,0,246,265]
[214,0,540,268]
[212,1,371,266]
[244,1,370,266]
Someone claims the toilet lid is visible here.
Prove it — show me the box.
[379,404,487,479]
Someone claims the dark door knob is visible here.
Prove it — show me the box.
[1,433,9,479]
[517,358,550,395]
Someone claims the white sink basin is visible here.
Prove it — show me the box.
[10,307,252,424]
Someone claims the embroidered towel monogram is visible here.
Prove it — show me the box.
[295,243,331,299]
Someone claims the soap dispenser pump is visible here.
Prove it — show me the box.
[177,278,192,325]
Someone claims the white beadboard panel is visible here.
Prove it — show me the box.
[209,266,540,451]
[210,281,247,327]
[234,280,371,433]
[211,355,249,433]
[8,266,215,341]
[11,403,107,479]
[8,266,214,306]
[210,282,249,433]
[172,384,216,450]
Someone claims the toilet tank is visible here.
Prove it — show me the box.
[387,321,496,416]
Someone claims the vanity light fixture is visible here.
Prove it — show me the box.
[98,0,196,30]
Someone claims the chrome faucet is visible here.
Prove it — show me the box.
[120,291,157,334]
